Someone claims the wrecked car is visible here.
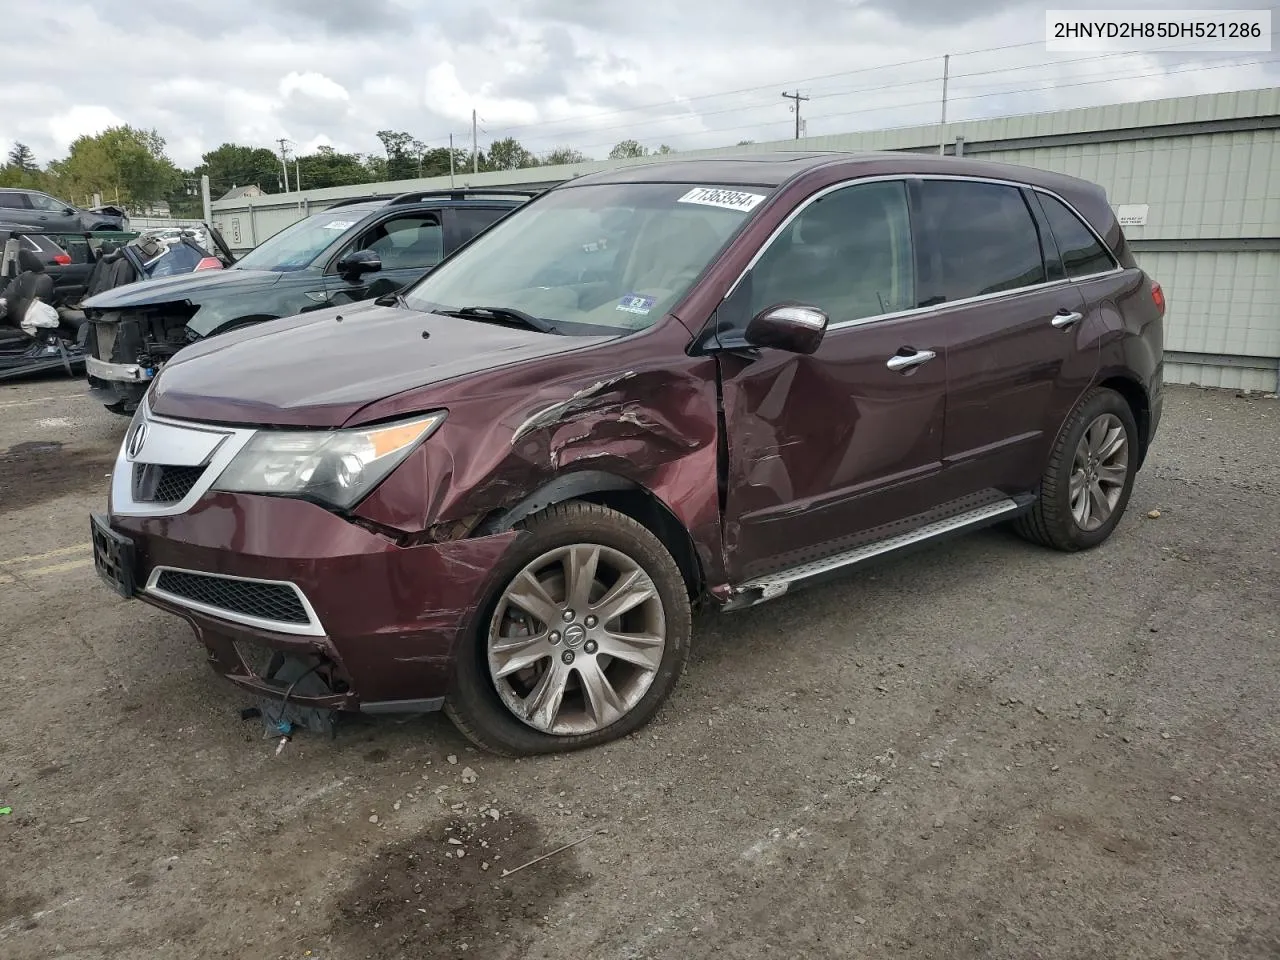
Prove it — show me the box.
[81,190,532,414]
[91,152,1164,756]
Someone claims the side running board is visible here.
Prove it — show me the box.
[727,497,1026,610]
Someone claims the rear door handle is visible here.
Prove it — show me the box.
[886,349,937,372]
[1052,310,1083,329]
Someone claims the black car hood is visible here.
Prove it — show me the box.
[149,302,615,427]
[82,266,283,310]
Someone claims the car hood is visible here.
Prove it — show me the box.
[83,266,284,310]
[148,302,616,427]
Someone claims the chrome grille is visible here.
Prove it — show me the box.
[132,463,206,503]
[153,570,310,625]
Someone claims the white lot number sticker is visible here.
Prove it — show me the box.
[323,219,356,231]
[677,187,766,213]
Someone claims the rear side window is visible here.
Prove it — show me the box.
[0,191,31,209]
[453,206,510,246]
[920,180,1045,302]
[1037,194,1116,278]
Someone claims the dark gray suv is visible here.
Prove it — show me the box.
[0,188,129,232]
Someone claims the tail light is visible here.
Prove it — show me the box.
[53,253,71,265]
[1150,280,1165,315]
[194,257,223,271]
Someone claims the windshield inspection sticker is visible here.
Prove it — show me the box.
[677,187,766,213]
[322,219,356,230]
[617,294,656,315]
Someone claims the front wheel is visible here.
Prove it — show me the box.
[445,501,692,756]
[1015,387,1139,551]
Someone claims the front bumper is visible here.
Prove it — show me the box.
[105,494,519,711]
[86,354,151,383]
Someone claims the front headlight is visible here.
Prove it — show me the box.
[212,412,445,509]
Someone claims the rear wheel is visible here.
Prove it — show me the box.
[1015,387,1139,551]
[445,501,691,756]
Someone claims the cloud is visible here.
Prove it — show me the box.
[0,0,1272,173]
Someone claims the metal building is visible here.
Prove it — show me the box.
[212,86,1280,391]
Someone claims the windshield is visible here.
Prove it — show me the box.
[234,210,363,272]
[401,182,772,334]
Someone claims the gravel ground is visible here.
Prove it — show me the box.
[1,376,1277,960]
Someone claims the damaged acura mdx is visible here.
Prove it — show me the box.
[92,152,1165,755]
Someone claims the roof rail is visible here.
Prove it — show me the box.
[386,188,542,206]
[326,194,397,208]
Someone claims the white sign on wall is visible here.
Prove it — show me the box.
[1116,203,1149,227]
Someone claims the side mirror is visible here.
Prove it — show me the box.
[336,249,382,279]
[64,207,77,216]
[743,303,828,355]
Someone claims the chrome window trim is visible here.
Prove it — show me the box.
[110,404,258,518]
[722,172,1124,333]
[144,565,326,637]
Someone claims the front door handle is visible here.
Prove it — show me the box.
[886,348,937,372]
[1052,310,1083,329]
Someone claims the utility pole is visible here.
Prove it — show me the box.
[472,109,479,175]
[449,133,456,188]
[938,54,950,155]
[294,154,302,194]
[781,90,810,140]
[276,138,291,193]
[200,174,212,223]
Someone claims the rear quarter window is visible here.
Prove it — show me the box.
[1037,193,1117,278]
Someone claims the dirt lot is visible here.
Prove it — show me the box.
[1,376,1277,960]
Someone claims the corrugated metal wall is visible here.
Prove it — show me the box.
[968,127,1280,391]
[213,87,1280,391]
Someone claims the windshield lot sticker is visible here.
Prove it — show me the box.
[322,220,356,230]
[677,187,766,213]
[617,294,656,315]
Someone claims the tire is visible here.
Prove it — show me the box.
[1014,387,1139,552]
[445,501,692,756]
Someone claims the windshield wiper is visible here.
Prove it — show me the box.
[438,305,560,335]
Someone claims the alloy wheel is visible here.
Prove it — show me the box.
[1069,412,1129,532]
[487,543,667,736]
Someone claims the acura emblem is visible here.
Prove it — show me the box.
[126,421,148,460]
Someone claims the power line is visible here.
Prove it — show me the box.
[412,33,1276,154]
[467,38,1046,142]
[560,54,1279,154]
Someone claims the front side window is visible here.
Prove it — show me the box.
[745,180,916,324]
[401,182,769,335]
[28,193,66,212]
[234,210,367,272]
[1038,194,1116,278]
[355,215,443,271]
[920,180,1045,302]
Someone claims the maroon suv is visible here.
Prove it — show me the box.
[92,152,1164,755]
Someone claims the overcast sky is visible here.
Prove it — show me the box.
[4,0,1277,170]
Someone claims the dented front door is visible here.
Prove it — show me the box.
[719,313,952,583]
[712,177,952,583]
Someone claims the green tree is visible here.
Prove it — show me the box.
[486,137,536,171]
[50,126,180,210]
[6,143,37,172]
[656,144,676,154]
[608,139,648,160]
[297,145,370,190]
[541,146,589,166]
[377,130,418,181]
[195,143,283,196]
